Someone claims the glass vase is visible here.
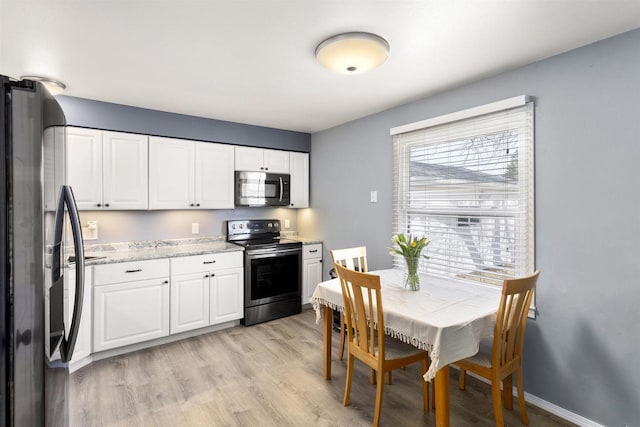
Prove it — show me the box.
[403,256,421,291]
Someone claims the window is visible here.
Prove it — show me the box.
[391,97,534,286]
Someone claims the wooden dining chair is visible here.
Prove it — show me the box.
[330,246,368,361]
[333,263,430,427]
[456,270,540,427]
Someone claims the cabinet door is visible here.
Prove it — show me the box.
[103,132,149,210]
[170,272,210,334]
[210,267,243,325]
[65,127,103,210]
[195,142,234,209]
[149,137,195,209]
[303,258,323,304]
[263,149,290,173]
[289,152,309,208]
[235,146,264,171]
[93,278,170,352]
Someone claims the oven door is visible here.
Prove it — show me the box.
[245,246,301,307]
[235,171,290,207]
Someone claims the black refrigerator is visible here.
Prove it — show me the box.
[1,75,86,426]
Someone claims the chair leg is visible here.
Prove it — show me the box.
[373,370,385,427]
[516,367,529,425]
[338,313,346,361]
[343,354,354,406]
[491,374,505,427]
[503,374,513,410]
[421,359,429,412]
[386,371,392,385]
[459,368,467,390]
[370,368,376,385]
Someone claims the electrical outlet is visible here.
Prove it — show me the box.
[83,221,98,240]
[191,223,199,234]
[284,219,290,228]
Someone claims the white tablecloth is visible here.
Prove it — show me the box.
[311,269,502,381]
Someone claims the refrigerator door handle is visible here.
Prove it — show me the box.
[54,185,85,362]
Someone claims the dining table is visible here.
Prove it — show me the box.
[311,268,503,427]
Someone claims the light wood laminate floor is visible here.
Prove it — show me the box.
[70,309,575,427]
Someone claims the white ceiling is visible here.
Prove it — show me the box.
[1,1,639,133]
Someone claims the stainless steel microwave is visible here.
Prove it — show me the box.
[235,171,290,207]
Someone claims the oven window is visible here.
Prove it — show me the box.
[250,253,299,300]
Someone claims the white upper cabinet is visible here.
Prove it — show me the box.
[235,146,290,173]
[65,128,103,210]
[289,152,309,208]
[65,127,148,210]
[149,137,194,209]
[102,132,149,210]
[195,142,235,209]
[149,137,235,209]
[263,149,290,173]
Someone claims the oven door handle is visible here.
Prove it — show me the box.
[246,247,301,258]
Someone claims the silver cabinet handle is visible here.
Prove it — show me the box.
[309,249,318,253]
[203,260,216,264]
[125,269,142,273]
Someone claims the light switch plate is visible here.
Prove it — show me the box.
[191,223,199,234]
[370,190,378,203]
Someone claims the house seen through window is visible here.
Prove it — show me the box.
[392,100,534,286]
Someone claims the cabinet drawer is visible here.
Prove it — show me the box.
[171,251,243,275]
[303,244,322,260]
[94,259,169,286]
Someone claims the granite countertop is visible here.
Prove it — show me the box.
[75,237,243,267]
[280,232,322,245]
[62,234,321,267]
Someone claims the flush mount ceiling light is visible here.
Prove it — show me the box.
[20,75,67,95]
[315,32,390,75]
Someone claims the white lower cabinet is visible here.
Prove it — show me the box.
[170,252,244,334]
[302,244,323,304]
[93,260,170,352]
[210,267,243,324]
[170,272,210,334]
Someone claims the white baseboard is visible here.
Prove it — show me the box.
[456,368,605,427]
[523,392,605,427]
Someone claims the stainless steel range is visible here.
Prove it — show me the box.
[227,219,302,326]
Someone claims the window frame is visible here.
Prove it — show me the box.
[391,96,536,316]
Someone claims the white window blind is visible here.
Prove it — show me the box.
[392,102,534,286]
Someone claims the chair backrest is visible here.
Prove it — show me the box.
[330,246,368,273]
[333,263,384,366]
[492,270,540,368]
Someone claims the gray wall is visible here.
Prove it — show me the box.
[56,96,311,152]
[299,29,640,426]
[54,96,309,244]
[80,207,298,244]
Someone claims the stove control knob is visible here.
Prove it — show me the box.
[239,224,244,229]
[267,223,272,227]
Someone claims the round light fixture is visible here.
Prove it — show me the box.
[20,75,67,95]
[315,32,390,75]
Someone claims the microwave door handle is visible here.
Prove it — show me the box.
[58,185,85,363]
[279,177,283,202]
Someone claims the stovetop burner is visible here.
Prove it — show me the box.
[226,220,301,250]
